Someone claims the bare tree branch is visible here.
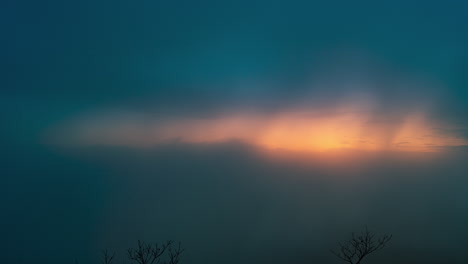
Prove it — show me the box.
[167,242,185,264]
[101,249,115,264]
[127,240,183,264]
[331,227,392,264]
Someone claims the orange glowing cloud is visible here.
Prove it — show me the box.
[47,104,468,153]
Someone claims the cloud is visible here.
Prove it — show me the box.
[45,94,468,153]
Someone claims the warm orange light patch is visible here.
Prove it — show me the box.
[255,112,370,152]
[50,107,468,153]
[267,114,466,152]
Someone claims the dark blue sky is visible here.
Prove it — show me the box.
[2,1,468,263]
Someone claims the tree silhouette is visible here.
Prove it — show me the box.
[127,240,184,264]
[101,240,184,264]
[331,227,392,264]
[101,249,115,264]
[167,242,184,264]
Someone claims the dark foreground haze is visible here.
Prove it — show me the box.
[3,142,468,264]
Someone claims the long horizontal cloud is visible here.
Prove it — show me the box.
[42,51,468,154]
[45,96,467,153]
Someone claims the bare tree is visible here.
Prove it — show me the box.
[167,242,185,264]
[101,249,115,264]
[331,227,392,264]
[127,240,183,264]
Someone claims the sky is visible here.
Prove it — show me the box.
[2,0,468,263]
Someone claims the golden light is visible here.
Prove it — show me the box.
[48,105,468,153]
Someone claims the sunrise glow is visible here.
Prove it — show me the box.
[50,105,468,153]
